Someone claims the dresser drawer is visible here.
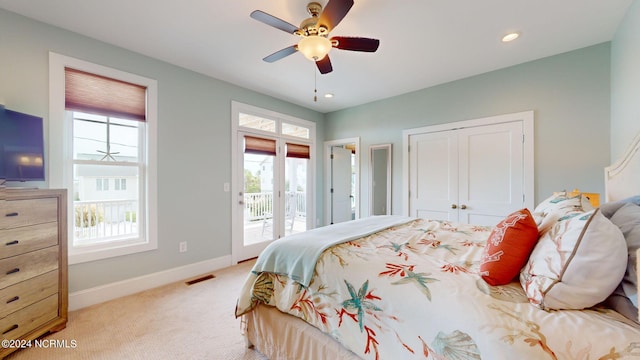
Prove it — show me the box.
[0,198,58,230]
[0,222,59,260]
[0,294,58,341]
[0,246,58,290]
[0,271,58,318]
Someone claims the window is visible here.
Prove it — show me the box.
[49,53,157,264]
[115,178,127,191]
[282,122,310,139]
[96,178,109,191]
[239,113,276,133]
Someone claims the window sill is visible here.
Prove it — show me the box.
[69,240,157,265]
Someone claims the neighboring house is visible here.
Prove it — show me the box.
[74,166,137,203]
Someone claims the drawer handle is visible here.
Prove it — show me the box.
[2,324,18,335]
[5,240,19,246]
[5,212,19,217]
[6,296,19,304]
[6,268,20,275]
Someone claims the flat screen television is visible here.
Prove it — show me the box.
[0,105,45,182]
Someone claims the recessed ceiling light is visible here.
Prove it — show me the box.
[501,32,520,43]
[324,93,334,98]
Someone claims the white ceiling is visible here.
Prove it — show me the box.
[0,0,632,113]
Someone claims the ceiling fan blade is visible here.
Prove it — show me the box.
[250,10,299,34]
[332,36,380,52]
[318,0,354,32]
[263,45,298,63]
[316,55,333,74]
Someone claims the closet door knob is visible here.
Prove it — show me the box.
[460,204,467,210]
[451,204,457,209]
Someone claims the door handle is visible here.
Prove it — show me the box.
[451,204,457,209]
[460,204,467,210]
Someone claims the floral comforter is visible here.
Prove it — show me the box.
[236,217,640,360]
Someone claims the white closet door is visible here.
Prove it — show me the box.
[458,121,524,225]
[408,130,459,221]
[409,121,525,226]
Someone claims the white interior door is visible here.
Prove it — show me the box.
[331,146,353,224]
[458,121,524,225]
[409,130,459,221]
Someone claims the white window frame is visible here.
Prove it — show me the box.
[49,52,158,264]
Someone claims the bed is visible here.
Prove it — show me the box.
[236,133,640,360]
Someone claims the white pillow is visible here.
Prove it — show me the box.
[520,209,627,310]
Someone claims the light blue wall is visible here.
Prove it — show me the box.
[3,2,638,293]
[0,9,325,292]
[611,0,640,160]
[325,44,612,215]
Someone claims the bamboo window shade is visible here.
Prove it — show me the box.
[244,136,276,156]
[64,67,147,121]
[286,143,310,159]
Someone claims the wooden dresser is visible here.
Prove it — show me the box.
[0,188,67,358]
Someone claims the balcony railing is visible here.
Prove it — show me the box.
[73,193,304,244]
[74,199,138,242]
[244,191,306,222]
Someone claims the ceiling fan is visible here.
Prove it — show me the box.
[250,0,379,74]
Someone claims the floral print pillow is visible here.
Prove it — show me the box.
[532,192,595,235]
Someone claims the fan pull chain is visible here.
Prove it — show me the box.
[313,67,318,102]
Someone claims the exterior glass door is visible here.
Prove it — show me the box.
[231,102,315,263]
[244,151,275,244]
[284,142,309,235]
[239,134,279,261]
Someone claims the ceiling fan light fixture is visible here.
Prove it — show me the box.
[298,36,332,61]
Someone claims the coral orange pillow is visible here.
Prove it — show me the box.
[480,209,539,286]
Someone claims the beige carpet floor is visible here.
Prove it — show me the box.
[6,260,268,360]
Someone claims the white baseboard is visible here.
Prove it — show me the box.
[69,255,233,311]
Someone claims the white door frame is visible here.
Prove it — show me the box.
[324,137,360,225]
[402,111,535,216]
[231,101,316,264]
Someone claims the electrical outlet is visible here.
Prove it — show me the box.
[179,241,187,253]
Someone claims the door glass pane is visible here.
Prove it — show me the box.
[285,156,308,235]
[243,152,275,244]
